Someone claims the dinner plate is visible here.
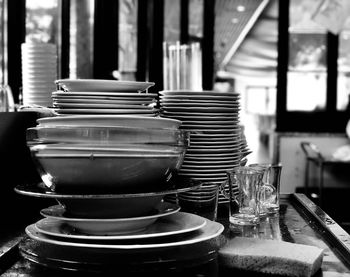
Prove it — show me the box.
[52,94,156,101]
[159,90,239,97]
[35,211,206,240]
[162,106,239,113]
[52,91,158,98]
[54,108,156,115]
[14,177,202,218]
[36,115,182,129]
[162,115,238,121]
[55,79,155,92]
[25,218,224,250]
[53,103,155,109]
[161,102,239,108]
[161,111,239,117]
[181,124,238,130]
[39,202,180,235]
[53,98,154,105]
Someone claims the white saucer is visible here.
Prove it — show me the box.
[40,202,180,235]
[35,212,206,240]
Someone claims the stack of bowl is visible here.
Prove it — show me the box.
[16,114,227,271]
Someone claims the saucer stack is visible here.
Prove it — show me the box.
[21,42,57,107]
[159,90,248,203]
[52,79,158,116]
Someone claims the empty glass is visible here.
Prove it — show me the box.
[226,167,264,226]
[178,183,219,221]
[249,163,282,215]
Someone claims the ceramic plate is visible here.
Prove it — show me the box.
[26,218,224,250]
[55,79,155,92]
[54,108,156,115]
[52,91,158,98]
[161,102,239,108]
[39,202,180,235]
[159,90,239,97]
[161,111,239,117]
[53,103,155,109]
[53,98,154,105]
[35,212,206,240]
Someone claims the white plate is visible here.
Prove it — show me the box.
[40,202,180,235]
[52,91,157,98]
[52,95,156,101]
[161,111,239,117]
[26,218,224,250]
[37,115,181,129]
[54,108,156,114]
[55,79,155,92]
[53,103,155,109]
[35,212,206,240]
[159,90,239,97]
[161,102,239,108]
[163,106,239,113]
[53,98,154,105]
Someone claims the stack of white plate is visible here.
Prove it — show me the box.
[53,79,157,116]
[159,90,248,203]
[21,42,57,107]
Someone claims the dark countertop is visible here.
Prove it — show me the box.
[1,193,350,276]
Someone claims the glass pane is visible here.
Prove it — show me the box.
[69,0,94,79]
[26,0,58,43]
[118,0,138,81]
[189,0,203,38]
[164,0,180,43]
[337,17,350,111]
[287,0,327,112]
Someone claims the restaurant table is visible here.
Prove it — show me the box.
[1,193,350,277]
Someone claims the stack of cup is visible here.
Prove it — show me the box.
[21,42,57,107]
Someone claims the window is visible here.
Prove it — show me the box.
[276,0,349,133]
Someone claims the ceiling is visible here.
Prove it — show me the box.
[215,0,278,83]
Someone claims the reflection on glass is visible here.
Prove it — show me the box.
[164,0,180,43]
[289,0,324,32]
[337,17,350,111]
[289,33,326,71]
[118,0,138,81]
[69,0,94,79]
[189,0,203,38]
[287,0,327,112]
[26,0,58,43]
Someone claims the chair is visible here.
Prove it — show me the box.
[300,141,350,207]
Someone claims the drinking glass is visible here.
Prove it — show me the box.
[226,166,264,226]
[249,163,282,215]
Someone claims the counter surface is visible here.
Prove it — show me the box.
[1,193,350,277]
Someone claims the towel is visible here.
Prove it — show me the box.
[219,237,324,277]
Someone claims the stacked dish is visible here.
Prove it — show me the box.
[52,79,157,116]
[16,112,225,271]
[21,42,57,107]
[159,90,249,202]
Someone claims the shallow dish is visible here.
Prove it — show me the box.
[35,211,205,240]
[55,79,155,92]
[25,218,224,249]
[39,202,180,235]
[14,177,201,218]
